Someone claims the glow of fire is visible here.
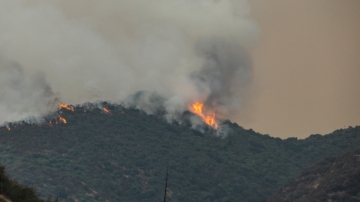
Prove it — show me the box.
[58,116,67,124]
[102,107,111,114]
[6,126,10,131]
[59,103,74,111]
[189,102,218,129]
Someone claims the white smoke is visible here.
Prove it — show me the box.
[0,0,258,126]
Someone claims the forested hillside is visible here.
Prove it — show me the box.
[0,103,359,201]
[268,148,360,202]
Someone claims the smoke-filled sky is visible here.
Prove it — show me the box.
[0,0,256,131]
[0,0,359,138]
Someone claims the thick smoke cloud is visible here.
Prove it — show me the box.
[191,37,252,116]
[0,60,57,124]
[0,0,257,126]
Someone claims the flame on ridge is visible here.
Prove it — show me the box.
[59,103,74,111]
[189,102,218,129]
[102,107,111,114]
[58,116,67,124]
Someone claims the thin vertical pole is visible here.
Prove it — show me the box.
[163,165,169,202]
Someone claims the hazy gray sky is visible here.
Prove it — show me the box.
[238,0,360,138]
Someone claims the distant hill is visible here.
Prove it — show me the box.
[267,148,360,202]
[0,103,359,201]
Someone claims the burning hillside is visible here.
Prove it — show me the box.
[0,102,359,202]
[1,100,223,135]
[58,103,74,112]
[0,0,256,129]
[189,102,218,129]
[64,100,220,131]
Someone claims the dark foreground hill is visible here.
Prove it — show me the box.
[0,103,359,201]
[0,164,59,202]
[268,148,360,202]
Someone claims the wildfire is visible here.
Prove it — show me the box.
[189,102,218,129]
[58,116,67,124]
[102,107,111,114]
[59,103,74,111]
[6,126,10,131]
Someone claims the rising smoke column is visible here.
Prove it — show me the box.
[0,0,258,126]
[0,60,58,124]
[190,37,252,117]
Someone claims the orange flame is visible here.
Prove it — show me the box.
[59,103,74,111]
[58,116,67,124]
[102,107,111,114]
[6,126,10,131]
[189,102,218,129]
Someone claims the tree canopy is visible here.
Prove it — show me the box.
[0,103,359,201]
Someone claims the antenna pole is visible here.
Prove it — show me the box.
[163,165,169,202]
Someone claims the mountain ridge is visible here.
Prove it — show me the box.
[268,148,360,202]
[0,103,359,201]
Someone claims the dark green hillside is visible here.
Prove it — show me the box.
[268,148,360,202]
[0,104,359,202]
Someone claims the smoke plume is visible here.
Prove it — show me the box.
[0,0,258,128]
[191,37,252,116]
[0,60,57,124]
